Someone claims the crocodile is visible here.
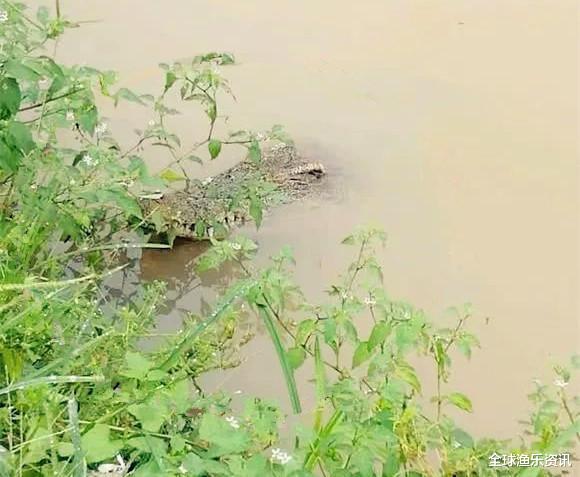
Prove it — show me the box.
[141,143,325,241]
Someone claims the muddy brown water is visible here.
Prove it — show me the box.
[41,0,578,439]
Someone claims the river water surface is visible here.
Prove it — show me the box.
[49,0,578,439]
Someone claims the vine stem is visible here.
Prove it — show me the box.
[18,88,81,112]
[435,312,470,421]
[559,390,580,444]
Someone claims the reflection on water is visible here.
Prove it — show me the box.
[45,0,578,439]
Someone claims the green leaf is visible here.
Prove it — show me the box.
[249,194,263,227]
[341,234,356,245]
[0,140,21,173]
[121,351,153,379]
[447,392,473,412]
[451,428,474,448]
[170,435,186,453]
[164,71,177,93]
[208,139,222,159]
[394,361,422,393]
[36,6,50,24]
[57,442,75,457]
[7,121,35,154]
[206,100,217,121]
[382,449,400,476]
[23,427,50,464]
[98,70,118,96]
[98,188,143,219]
[553,420,580,448]
[127,435,167,455]
[0,78,22,120]
[128,401,167,432]
[296,318,317,345]
[286,346,306,370]
[248,140,261,164]
[181,453,204,474]
[199,413,249,455]
[220,53,236,65]
[352,341,371,368]
[456,332,480,359]
[159,168,185,182]
[81,424,123,464]
[368,322,391,351]
[114,87,147,106]
[164,379,193,414]
[77,104,98,135]
[130,458,164,477]
[4,60,41,82]
[184,154,203,164]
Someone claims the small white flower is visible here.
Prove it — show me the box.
[95,122,108,136]
[271,448,292,465]
[231,242,242,251]
[364,296,376,306]
[30,184,37,191]
[234,390,242,395]
[69,179,76,186]
[96,454,126,474]
[225,416,240,429]
[0,11,8,22]
[554,379,569,389]
[65,111,75,121]
[82,154,97,167]
[148,119,156,127]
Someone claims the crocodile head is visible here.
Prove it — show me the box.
[262,143,326,198]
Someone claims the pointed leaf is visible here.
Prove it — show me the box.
[208,139,222,159]
[286,347,306,370]
[447,392,473,412]
[352,341,371,368]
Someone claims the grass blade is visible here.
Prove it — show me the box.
[67,397,87,477]
[159,278,256,371]
[304,409,344,471]
[313,336,326,432]
[0,375,104,396]
[258,306,302,414]
[0,264,127,292]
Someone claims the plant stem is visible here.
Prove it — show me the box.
[18,88,81,112]
[559,390,580,444]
